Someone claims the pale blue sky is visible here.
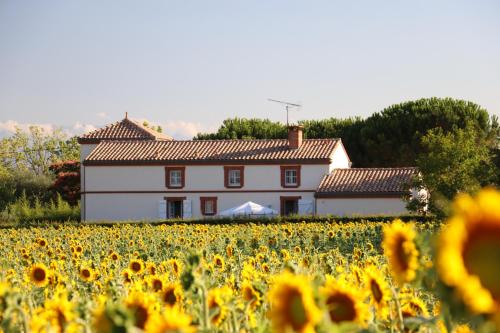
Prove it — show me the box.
[1,0,499,138]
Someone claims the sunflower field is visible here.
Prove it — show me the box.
[0,188,499,333]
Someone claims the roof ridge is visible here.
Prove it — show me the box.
[334,167,417,170]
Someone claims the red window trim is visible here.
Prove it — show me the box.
[200,196,217,216]
[280,165,301,188]
[224,166,244,188]
[280,196,302,216]
[164,196,187,202]
[165,166,185,189]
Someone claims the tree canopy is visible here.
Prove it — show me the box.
[195,97,498,169]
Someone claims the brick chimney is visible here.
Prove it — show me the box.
[288,125,304,149]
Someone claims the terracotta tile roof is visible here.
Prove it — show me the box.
[316,167,418,197]
[83,138,341,165]
[78,118,172,143]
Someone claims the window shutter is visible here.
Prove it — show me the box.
[158,200,166,219]
[183,200,192,219]
[298,199,313,215]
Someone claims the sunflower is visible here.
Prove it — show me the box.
[320,276,369,326]
[109,251,120,261]
[29,263,49,287]
[280,249,291,261]
[129,259,145,275]
[364,266,390,318]
[207,287,232,326]
[79,266,96,282]
[122,269,133,284]
[146,262,157,275]
[148,275,165,292]
[240,280,262,309]
[213,255,225,271]
[145,307,195,333]
[382,219,419,284]
[400,295,429,318]
[226,244,234,258]
[267,271,321,333]
[453,324,474,333]
[437,188,500,314]
[168,259,182,277]
[161,283,183,307]
[36,238,48,247]
[125,291,156,330]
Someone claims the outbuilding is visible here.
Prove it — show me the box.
[315,168,419,216]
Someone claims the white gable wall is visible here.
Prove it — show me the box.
[329,142,350,172]
[80,144,98,162]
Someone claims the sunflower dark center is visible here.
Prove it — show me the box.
[33,268,46,281]
[130,305,148,329]
[163,289,177,305]
[370,279,383,303]
[82,269,91,278]
[462,226,500,299]
[395,236,410,271]
[287,291,307,330]
[326,292,356,323]
[152,280,163,291]
[131,262,141,272]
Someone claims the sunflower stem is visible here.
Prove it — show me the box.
[390,286,405,332]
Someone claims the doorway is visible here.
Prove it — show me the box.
[166,198,185,219]
[280,196,301,216]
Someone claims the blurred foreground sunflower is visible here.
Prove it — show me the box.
[437,188,500,315]
[320,276,369,326]
[382,220,419,284]
[145,307,195,333]
[267,271,321,333]
[364,266,390,318]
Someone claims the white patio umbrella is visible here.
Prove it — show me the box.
[219,201,278,217]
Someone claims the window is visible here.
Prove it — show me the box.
[200,197,217,216]
[280,166,301,188]
[170,170,182,187]
[224,166,244,188]
[229,169,241,186]
[165,167,185,189]
[285,169,297,186]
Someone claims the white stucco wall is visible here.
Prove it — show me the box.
[316,197,408,216]
[80,144,98,162]
[84,164,330,192]
[329,142,351,171]
[84,192,316,221]
[82,163,329,221]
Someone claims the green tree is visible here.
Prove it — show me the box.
[194,98,498,171]
[195,118,287,140]
[0,126,79,176]
[413,125,496,216]
[356,97,496,167]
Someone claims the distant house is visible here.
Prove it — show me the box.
[78,116,420,221]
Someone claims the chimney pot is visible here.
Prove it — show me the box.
[288,125,304,149]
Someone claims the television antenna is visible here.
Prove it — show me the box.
[268,99,301,126]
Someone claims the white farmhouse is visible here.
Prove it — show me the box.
[79,116,419,221]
